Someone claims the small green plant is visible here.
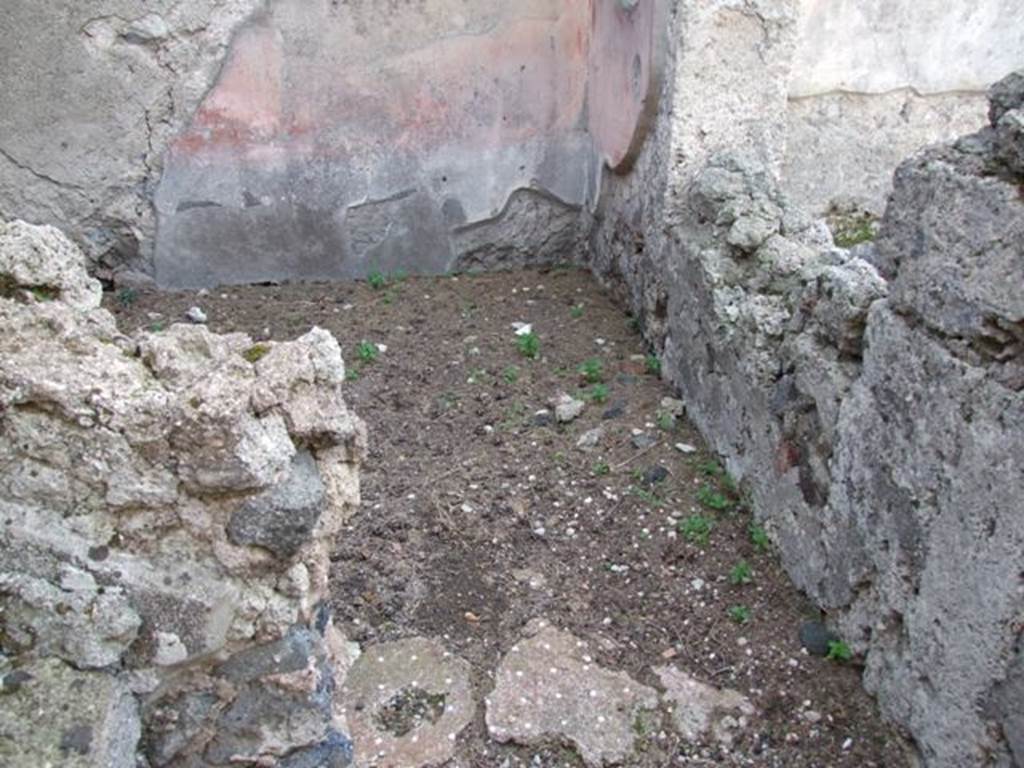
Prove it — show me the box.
[656,410,675,432]
[357,341,379,363]
[116,287,138,307]
[645,354,661,376]
[391,269,408,284]
[30,286,58,302]
[0,274,18,298]
[367,271,387,290]
[586,383,610,404]
[467,368,490,385]
[148,321,166,333]
[499,400,527,429]
[517,332,540,360]
[679,514,713,546]
[826,640,853,663]
[628,315,642,333]
[345,368,360,381]
[242,343,270,364]
[729,560,753,586]
[570,304,585,319]
[699,459,724,477]
[728,605,752,624]
[502,365,520,385]
[832,212,878,249]
[697,484,732,511]
[593,461,611,476]
[579,357,604,384]
[631,486,663,507]
[749,523,770,553]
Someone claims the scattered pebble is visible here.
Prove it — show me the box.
[643,465,669,485]
[185,306,207,324]
[660,397,686,417]
[552,394,585,423]
[799,620,840,657]
[632,432,657,450]
[576,427,604,452]
[601,401,626,420]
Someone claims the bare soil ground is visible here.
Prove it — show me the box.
[107,267,911,767]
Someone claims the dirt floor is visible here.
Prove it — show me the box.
[107,266,912,767]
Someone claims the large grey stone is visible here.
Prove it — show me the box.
[216,625,322,683]
[227,451,327,559]
[0,658,140,768]
[142,691,219,766]
[204,682,332,765]
[656,665,755,748]
[486,619,659,767]
[341,637,473,768]
[278,730,354,768]
[0,220,102,310]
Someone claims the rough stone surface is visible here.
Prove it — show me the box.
[552,393,586,424]
[588,46,1024,768]
[0,658,140,768]
[451,189,581,273]
[486,619,659,767]
[0,219,103,310]
[227,450,327,559]
[341,637,473,768]
[656,666,755,748]
[783,90,988,215]
[0,221,365,765]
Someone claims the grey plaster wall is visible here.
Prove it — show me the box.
[0,0,263,272]
[782,0,1024,215]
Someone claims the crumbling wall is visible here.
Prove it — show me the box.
[0,220,366,766]
[587,9,1024,755]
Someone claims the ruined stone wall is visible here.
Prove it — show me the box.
[585,0,1024,757]
[0,221,366,766]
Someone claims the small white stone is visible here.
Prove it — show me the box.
[185,306,207,324]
